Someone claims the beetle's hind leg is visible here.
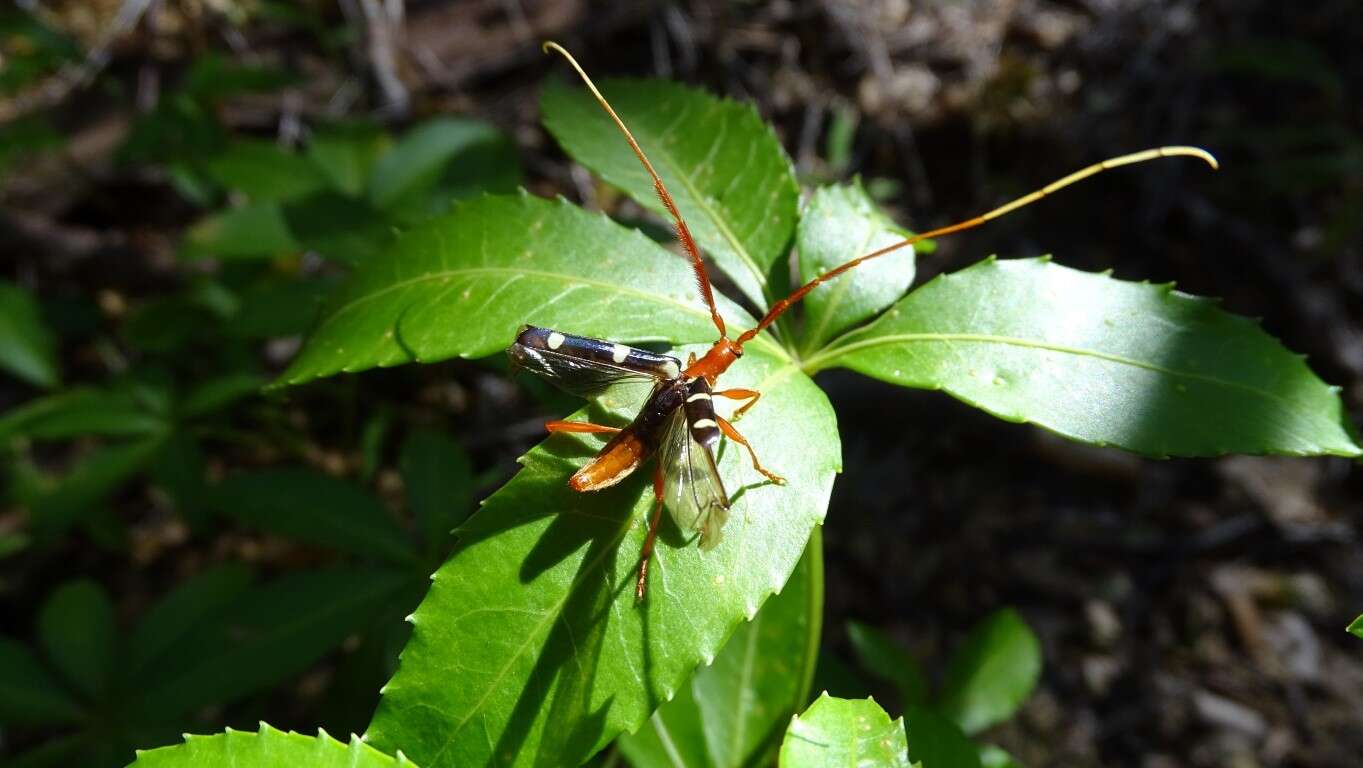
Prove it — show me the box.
[713,388,762,421]
[636,463,666,601]
[716,415,785,485]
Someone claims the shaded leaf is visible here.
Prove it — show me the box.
[276,193,760,388]
[364,342,839,768]
[796,183,916,354]
[209,469,415,564]
[204,140,331,202]
[847,621,930,709]
[618,530,824,768]
[181,202,298,260]
[178,372,264,419]
[137,566,411,719]
[903,707,981,768]
[779,693,911,768]
[129,722,414,767]
[283,191,394,264]
[28,436,169,537]
[0,280,59,387]
[542,79,799,308]
[937,608,1041,735]
[368,118,519,216]
[0,635,84,725]
[399,428,475,552]
[0,388,167,443]
[808,258,1362,458]
[37,580,116,700]
[978,744,1023,768]
[127,564,254,675]
[308,121,391,196]
[221,276,337,339]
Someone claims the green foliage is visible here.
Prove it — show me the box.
[0,280,60,387]
[902,708,982,768]
[779,693,912,768]
[1349,615,1363,639]
[618,531,824,768]
[796,182,919,355]
[847,621,930,709]
[806,257,1361,458]
[129,723,414,767]
[542,78,800,307]
[938,608,1042,735]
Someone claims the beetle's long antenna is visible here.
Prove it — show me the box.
[735,146,1219,346]
[544,41,728,340]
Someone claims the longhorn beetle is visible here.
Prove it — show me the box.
[509,42,1218,600]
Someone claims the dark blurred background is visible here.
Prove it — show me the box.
[1,1,1361,766]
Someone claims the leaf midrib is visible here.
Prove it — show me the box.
[805,331,1344,443]
[294,265,784,371]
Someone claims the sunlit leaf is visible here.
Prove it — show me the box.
[796,183,916,355]
[847,621,930,709]
[808,258,1363,458]
[0,636,84,725]
[364,342,839,767]
[1348,615,1363,640]
[0,280,59,388]
[276,193,760,388]
[618,531,824,768]
[129,723,415,767]
[542,79,799,308]
[937,608,1041,735]
[37,580,116,700]
[779,693,911,768]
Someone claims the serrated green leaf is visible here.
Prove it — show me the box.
[779,693,911,768]
[181,202,299,260]
[1349,615,1363,639]
[368,118,516,213]
[129,722,414,767]
[937,608,1041,735]
[542,79,799,308]
[204,140,331,202]
[37,580,116,699]
[126,564,255,676]
[618,530,824,768]
[276,193,763,388]
[364,341,838,767]
[308,121,392,196]
[0,388,167,443]
[808,258,1362,458]
[796,183,916,355]
[0,635,84,725]
[847,621,930,710]
[209,469,415,564]
[399,428,474,553]
[137,566,412,719]
[903,707,982,768]
[0,280,59,388]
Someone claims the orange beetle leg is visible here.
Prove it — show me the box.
[713,388,761,421]
[635,464,666,602]
[717,415,785,485]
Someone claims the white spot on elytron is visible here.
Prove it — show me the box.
[612,344,629,363]
[693,418,717,429]
[663,361,680,378]
[546,332,565,350]
[687,392,712,402]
